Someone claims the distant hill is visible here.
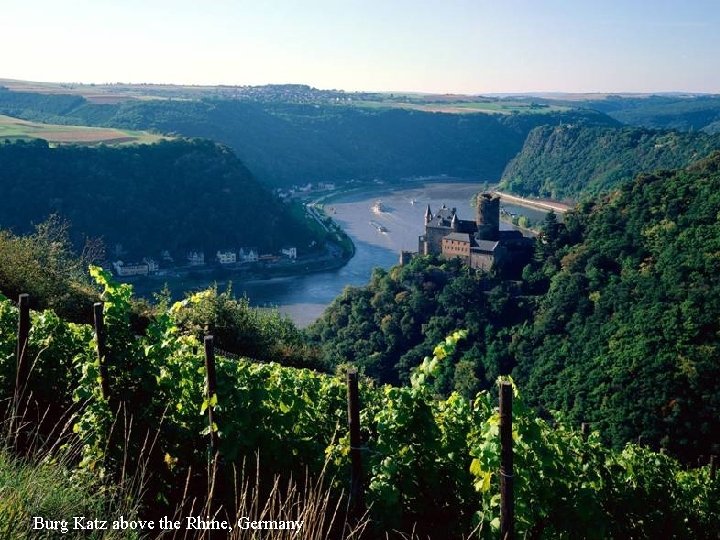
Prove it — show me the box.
[526,94,720,133]
[580,95,720,133]
[0,138,321,258]
[0,86,618,187]
[499,124,720,199]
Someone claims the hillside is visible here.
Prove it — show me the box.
[0,113,164,145]
[515,151,720,461]
[310,154,720,460]
[581,94,720,133]
[1,276,717,539]
[306,258,529,391]
[0,138,322,258]
[526,94,720,133]
[499,124,720,199]
[0,86,618,187]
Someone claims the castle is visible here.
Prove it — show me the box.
[415,192,533,273]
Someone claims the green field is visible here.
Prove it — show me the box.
[353,99,569,114]
[0,114,166,145]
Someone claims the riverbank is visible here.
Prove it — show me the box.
[116,180,553,327]
[119,235,355,300]
[494,190,572,214]
[307,175,477,207]
[499,214,539,236]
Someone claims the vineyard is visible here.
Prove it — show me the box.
[1,267,718,539]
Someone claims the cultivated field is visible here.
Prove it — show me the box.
[0,114,166,145]
[353,99,570,115]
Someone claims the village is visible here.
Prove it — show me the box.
[110,245,298,278]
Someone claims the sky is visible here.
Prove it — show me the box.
[2,0,719,94]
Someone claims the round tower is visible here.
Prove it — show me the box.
[475,192,500,240]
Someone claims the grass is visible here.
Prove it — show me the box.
[0,114,167,146]
[0,448,142,539]
[352,100,569,115]
[162,454,370,540]
[1,370,367,540]
[0,386,145,539]
[0,432,368,540]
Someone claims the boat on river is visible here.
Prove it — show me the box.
[369,220,388,233]
[372,200,388,214]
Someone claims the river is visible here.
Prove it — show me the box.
[131,182,548,327]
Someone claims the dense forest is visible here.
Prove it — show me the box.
[0,86,618,187]
[310,153,720,461]
[306,257,527,391]
[0,138,324,258]
[499,124,720,199]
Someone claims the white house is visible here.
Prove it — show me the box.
[112,260,149,277]
[216,250,237,264]
[281,246,297,260]
[142,257,159,272]
[187,251,205,266]
[239,248,259,262]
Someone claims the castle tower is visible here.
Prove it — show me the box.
[451,212,459,231]
[399,250,414,266]
[424,204,433,224]
[475,192,500,241]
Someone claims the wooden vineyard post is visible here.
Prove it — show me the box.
[204,335,219,456]
[93,303,111,400]
[499,382,514,540]
[711,455,717,481]
[11,293,31,445]
[346,369,364,515]
[15,293,31,401]
[581,422,589,439]
[204,335,220,519]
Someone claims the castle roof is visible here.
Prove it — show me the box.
[427,206,459,228]
[472,239,500,252]
[444,232,472,243]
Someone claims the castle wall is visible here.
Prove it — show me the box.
[399,250,415,265]
[424,226,450,255]
[441,237,471,263]
[470,252,494,271]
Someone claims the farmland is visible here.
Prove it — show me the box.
[352,98,570,114]
[0,114,165,145]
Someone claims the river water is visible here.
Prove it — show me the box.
[134,182,548,327]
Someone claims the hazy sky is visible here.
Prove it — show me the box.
[2,0,719,93]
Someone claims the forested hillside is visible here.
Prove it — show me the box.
[311,153,720,461]
[499,124,720,199]
[515,151,720,461]
[0,138,321,257]
[0,87,618,187]
[579,94,720,133]
[306,258,529,392]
